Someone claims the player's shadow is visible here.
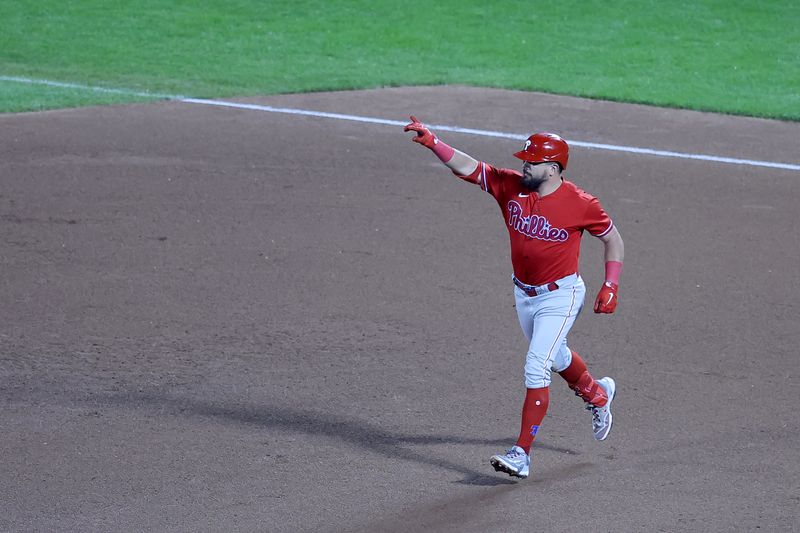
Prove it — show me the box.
[103,392,579,486]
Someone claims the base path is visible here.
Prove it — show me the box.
[1,86,798,532]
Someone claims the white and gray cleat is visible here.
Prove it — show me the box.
[490,445,530,478]
[589,377,616,441]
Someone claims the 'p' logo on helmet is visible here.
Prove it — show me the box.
[513,133,570,170]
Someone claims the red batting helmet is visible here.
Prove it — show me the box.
[513,133,569,170]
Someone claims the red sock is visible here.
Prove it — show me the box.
[559,350,608,406]
[559,349,588,382]
[515,387,549,454]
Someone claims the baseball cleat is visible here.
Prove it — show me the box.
[588,377,616,441]
[490,446,530,478]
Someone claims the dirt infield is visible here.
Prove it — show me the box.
[2,86,799,532]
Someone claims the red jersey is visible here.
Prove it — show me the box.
[460,162,613,286]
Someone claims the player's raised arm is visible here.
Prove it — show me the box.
[593,226,625,314]
[404,115,479,178]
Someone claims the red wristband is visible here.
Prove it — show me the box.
[431,139,455,163]
[605,261,622,285]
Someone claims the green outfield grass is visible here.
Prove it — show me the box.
[1,0,798,119]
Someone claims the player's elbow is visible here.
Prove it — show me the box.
[610,230,624,259]
[448,152,479,177]
[600,227,624,256]
[611,228,624,248]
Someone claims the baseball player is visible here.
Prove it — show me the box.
[404,116,624,479]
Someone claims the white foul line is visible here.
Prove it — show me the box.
[181,98,800,172]
[0,75,181,99]
[2,75,798,172]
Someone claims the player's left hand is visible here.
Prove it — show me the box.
[404,115,437,149]
[593,282,618,314]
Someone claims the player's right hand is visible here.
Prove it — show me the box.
[404,115,437,149]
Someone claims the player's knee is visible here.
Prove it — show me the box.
[551,346,573,373]
[524,363,552,388]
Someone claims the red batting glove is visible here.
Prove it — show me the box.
[594,282,619,314]
[404,115,437,149]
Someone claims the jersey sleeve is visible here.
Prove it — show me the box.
[455,162,508,199]
[583,196,614,237]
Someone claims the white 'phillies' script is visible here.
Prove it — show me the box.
[506,200,569,242]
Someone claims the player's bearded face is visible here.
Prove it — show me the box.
[521,161,549,190]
